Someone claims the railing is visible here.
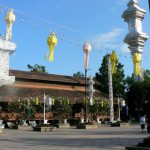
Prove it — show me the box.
[0,112,18,121]
[0,112,53,121]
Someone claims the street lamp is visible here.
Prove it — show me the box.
[83,42,92,122]
[43,94,52,124]
[118,98,126,121]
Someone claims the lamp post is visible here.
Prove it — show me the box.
[43,94,52,124]
[83,42,92,122]
[118,98,126,121]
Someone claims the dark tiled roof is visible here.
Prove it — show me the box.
[9,69,85,85]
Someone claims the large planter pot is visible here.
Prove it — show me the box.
[80,118,84,123]
[76,122,98,129]
[111,122,120,127]
[126,137,150,150]
[63,119,67,124]
[96,118,101,124]
[126,146,150,150]
[33,126,56,132]
[17,125,32,130]
[0,128,3,133]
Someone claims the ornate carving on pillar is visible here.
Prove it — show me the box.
[0,8,16,86]
[122,0,149,81]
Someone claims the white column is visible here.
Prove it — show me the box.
[43,93,46,124]
[108,57,114,123]
[0,38,16,86]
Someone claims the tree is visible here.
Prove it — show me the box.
[125,69,150,119]
[143,69,150,83]
[127,81,150,119]
[125,70,150,94]
[53,97,72,121]
[73,71,84,77]
[95,55,108,93]
[95,54,126,98]
[27,64,48,74]
[125,74,134,92]
[88,97,109,117]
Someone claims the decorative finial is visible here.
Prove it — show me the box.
[127,0,139,7]
[5,8,16,41]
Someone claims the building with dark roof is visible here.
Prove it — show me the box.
[0,70,110,121]
[0,69,108,103]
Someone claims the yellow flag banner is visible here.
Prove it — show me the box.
[47,32,57,62]
[133,53,141,76]
[110,51,118,75]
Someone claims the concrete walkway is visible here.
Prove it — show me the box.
[0,125,149,150]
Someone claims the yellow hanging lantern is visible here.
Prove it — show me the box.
[47,32,58,62]
[101,101,104,107]
[52,98,55,105]
[133,53,141,76]
[110,51,118,75]
[35,97,39,105]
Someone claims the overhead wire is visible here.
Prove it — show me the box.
[0,4,82,34]
[0,4,138,59]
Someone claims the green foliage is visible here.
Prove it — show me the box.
[8,101,22,113]
[88,97,109,116]
[53,97,72,119]
[125,74,134,92]
[95,55,109,93]
[143,69,150,83]
[113,62,126,98]
[27,64,48,74]
[127,81,150,118]
[95,54,126,98]
[125,70,150,119]
[8,97,43,119]
[73,71,84,77]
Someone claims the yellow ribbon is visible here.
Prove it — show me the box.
[35,97,39,105]
[110,51,118,75]
[47,32,57,62]
[52,99,55,105]
[133,53,141,76]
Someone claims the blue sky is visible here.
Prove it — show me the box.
[0,0,149,77]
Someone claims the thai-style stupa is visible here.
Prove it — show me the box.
[0,9,16,86]
[122,0,149,81]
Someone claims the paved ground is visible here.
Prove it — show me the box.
[0,125,149,150]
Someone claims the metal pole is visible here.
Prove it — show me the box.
[85,68,88,122]
[108,56,114,123]
[118,97,120,121]
[44,93,46,124]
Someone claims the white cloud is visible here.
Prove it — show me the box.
[88,28,131,54]
[90,28,123,50]
[121,43,130,53]
[117,0,128,5]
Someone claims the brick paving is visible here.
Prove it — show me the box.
[0,125,149,150]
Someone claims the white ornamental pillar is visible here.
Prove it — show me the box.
[87,76,95,105]
[0,8,16,86]
[108,57,114,123]
[122,0,149,81]
[0,39,16,86]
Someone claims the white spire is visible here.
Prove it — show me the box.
[128,0,139,7]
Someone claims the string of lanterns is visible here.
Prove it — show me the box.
[0,4,149,63]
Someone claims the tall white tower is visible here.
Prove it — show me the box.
[122,0,149,80]
[0,9,16,86]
